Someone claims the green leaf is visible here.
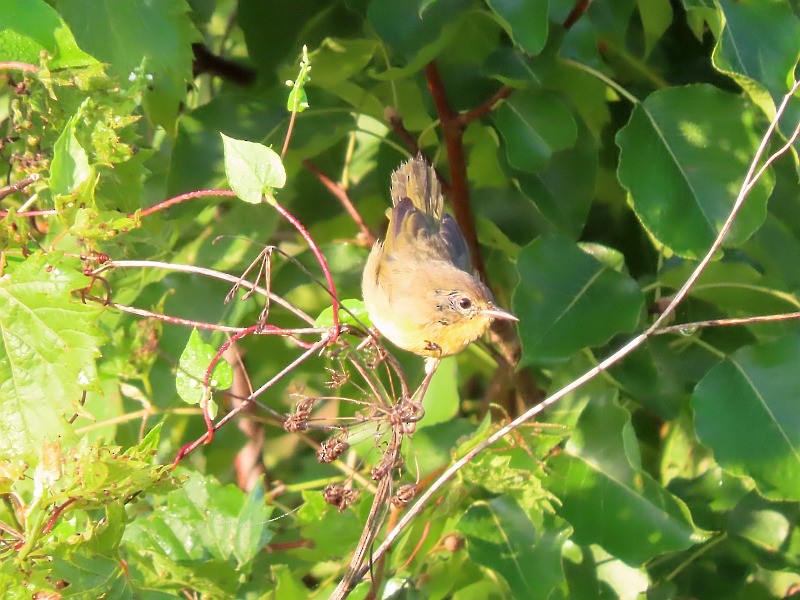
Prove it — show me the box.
[0,254,104,462]
[493,90,578,173]
[57,0,199,129]
[513,236,644,366]
[546,397,708,565]
[486,0,549,56]
[0,0,97,68]
[125,470,273,569]
[456,496,566,598]
[419,356,460,428]
[616,85,774,259]
[50,114,92,196]
[712,0,800,118]
[511,120,597,236]
[221,133,286,204]
[176,329,233,407]
[637,0,673,57]
[314,298,370,328]
[692,336,800,501]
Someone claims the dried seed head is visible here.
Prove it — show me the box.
[317,436,349,463]
[322,482,360,512]
[391,483,418,508]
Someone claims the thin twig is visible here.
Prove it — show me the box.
[458,86,514,126]
[92,259,314,324]
[654,312,800,336]
[303,159,377,244]
[0,174,39,201]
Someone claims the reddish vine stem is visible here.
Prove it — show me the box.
[41,498,77,536]
[303,159,377,244]
[172,337,328,467]
[201,325,260,444]
[266,196,341,343]
[423,61,486,279]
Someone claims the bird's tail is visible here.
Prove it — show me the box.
[390,154,443,219]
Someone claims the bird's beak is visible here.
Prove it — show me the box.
[482,305,519,322]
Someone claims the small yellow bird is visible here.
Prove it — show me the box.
[362,155,517,361]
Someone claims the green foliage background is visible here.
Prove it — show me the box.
[1,0,799,597]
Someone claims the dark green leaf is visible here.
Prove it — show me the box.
[513,236,644,365]
[692,336,800,500]
[493,90,578,173]
[546,397,708,564]
[57,0,199,129]
[456,496,566,598]
[616,85,773,259]
[713,0,800,116]
[486,0,549,56]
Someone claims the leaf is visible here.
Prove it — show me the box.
[57,0,199,129]
[513,235,644,366]
[511,120,597,236]
[692,336,800,501]
[712,0,800,118]
[637,0,673,57]
[176,329,233,408]
[486,0,549,56]
[50,114,92,196]
[418,356,460,429]
[546,397,709,565]
[125,470,273,570]
[0,254,104,462]
[221,133,286,204]
[456,496,566,598]
[616,85,774,259]
[0,0,97,68]
[493,90,578,173]
[314,298,370,328]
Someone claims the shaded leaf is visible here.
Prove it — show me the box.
[50,114,92,196]
[713,0,800,117]
[58,0,199,129]
[456,496,566,598]
[546,397,708,564]
[513,236,644,365]
[494,90,577,173]
[692,336,800,501]
[486,0,549,56]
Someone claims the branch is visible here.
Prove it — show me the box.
[0,62,38,72]
[654,312,800,336]
[0,174,39,201]
[303,159,377,244]
[562,0,592,30]
[458,85,514,126]
[423,61,486,279]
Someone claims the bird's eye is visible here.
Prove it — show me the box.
[458,297,473,310]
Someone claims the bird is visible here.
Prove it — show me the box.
[362,155,517,366]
